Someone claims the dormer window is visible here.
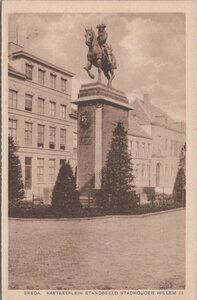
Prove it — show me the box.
[26,64,33,80]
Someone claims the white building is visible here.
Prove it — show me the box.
[128,115,152,189]
[132,94,185,194]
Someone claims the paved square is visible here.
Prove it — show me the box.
[9,209,185,290]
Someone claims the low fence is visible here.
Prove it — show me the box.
[79,196,97,208]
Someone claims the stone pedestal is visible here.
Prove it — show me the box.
[72,83,133,196]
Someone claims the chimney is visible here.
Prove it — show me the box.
[143,93,151,104]
[8,42,24,57]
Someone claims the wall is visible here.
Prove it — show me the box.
[128,135,152,189]
[102,104,128,167]
[150,124,185,193]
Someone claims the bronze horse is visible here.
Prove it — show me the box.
[84,28,117,87]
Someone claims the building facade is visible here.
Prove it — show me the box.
[128,116,152,189]
[132,94,185,194]
[8,42,77,203]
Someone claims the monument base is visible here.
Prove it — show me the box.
[73,83,133,197]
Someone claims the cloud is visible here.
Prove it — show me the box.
[9,13,185,121]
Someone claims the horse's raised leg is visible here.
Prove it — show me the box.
[84,61,95,79]
[107,68,115,87]
[104,71,110,80]
[97,59,102,84]
[104,70,110,86]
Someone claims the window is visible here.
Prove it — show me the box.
[50,74,56,89]
[75,166,77,183]
[174,141,178,157]
[49,101,56,117]
[60,159,66,166]
[38,97,45,114]
[165,138,168,152]
[49,159,55,182]
[129,140,133,156]
[25,122,32,146]
[165,164,168,176]
[49,127,56,149]
[147,165,151,186]
[37,158,44,183]
[60,104,67,119]
[170,140,174,156]
[38,69,45,85]
[61,78,67,92]
[147,143,150,158]
[60,128,66,150]
[25,94,33,111]
[136,141,140,158]
[179,142,182,156]
[8,119,17,142]
[73,132,77,150]
[158,135,161,154]
[9,89,17,108]
[136,164,139,179]
[25,157,32,190]
[142,164,145,178]
[156,163,161,187]
[37,125,44,148]
[26,64,33,80]
[142,143,145,158]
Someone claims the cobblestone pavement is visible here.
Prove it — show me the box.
[8,210,185,290]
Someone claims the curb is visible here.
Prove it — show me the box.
[8,207,185,222]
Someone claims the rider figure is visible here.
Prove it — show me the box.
[97,24,112,65]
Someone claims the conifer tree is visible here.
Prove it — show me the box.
[52,160,81,211]
[102,121,135,211]
[173,143,186,205]
[8,136,25,206]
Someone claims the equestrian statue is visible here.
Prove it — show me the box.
[84,24,117,87]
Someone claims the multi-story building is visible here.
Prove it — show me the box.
[132,94,185,194]
[8,42,77,203]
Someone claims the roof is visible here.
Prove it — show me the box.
[11,50,75,78]
[132,98,185,133]
[129,114,152,139]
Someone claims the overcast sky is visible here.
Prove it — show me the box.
[9,13,185,121]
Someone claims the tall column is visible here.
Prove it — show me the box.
[95,103,102,189]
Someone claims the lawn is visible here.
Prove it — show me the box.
[8,209,185,290]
